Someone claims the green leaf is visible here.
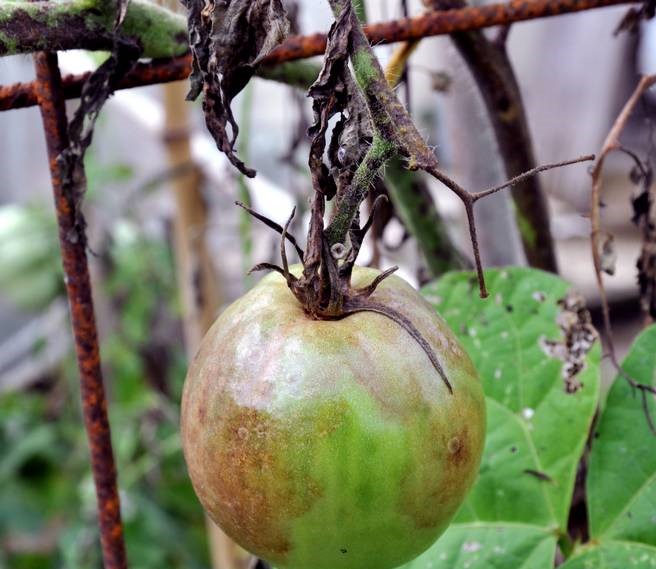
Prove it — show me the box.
[455,399,555,526]
[423,268,600,529]
[587,324,656,546]
[409,268,600,568]
[560,542,656,568]
[402,523,557,569]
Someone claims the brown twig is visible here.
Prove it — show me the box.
[590,73,656,433]
[473,155,596,202]
[427,0,558,272]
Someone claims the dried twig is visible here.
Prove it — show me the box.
[426,0,558,272]
[590,74,656,433]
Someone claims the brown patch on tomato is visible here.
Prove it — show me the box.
[399,410,480,531]
[446,428,471,468]
[197,401,207,423]
[185,398,322,563]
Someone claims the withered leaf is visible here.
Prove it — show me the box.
[599,233,617,276]
[630,158,656,320]
[307,2,372,196]
[539,291,597,394]
[58,29,141,246]
[182,0,290,177]
[307,2,353,198]
[614,0,656,35]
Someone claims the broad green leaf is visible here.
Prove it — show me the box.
[587,324,656,546]
[422,268,600,530]
[560,542,656,568]
[402,523,557,569]
[455,399,555,527]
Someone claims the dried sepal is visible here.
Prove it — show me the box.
[236,201,305,261]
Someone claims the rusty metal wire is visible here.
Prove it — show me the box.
[32,52,128,569]
[0,0,636,111]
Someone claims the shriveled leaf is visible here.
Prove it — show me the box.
[401,523,557,569]
[307,1,352,198]
[631,159,656,320]
[54,31,140,248]
[182,0,290,177]
[422,268,600,530]
[587,324,656,546]
[307,1,372,197]
[560,542,656,568]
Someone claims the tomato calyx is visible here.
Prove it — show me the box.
[237,196,454,394]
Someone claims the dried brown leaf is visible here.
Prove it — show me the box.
[183,0,290,177]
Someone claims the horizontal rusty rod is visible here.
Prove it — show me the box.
[32,51,128,569]
[2,55,193,111]
[266,0,636,64]
[1,0,636,111]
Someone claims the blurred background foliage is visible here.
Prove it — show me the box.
[0,158,210,569]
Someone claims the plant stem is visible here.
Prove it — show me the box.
[258,61,321,90]
[325,135,396,247]
[0,0,188,58]
[238,84,254,287]
[354,0,368,22]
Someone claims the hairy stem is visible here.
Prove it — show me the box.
[0,0,188,58]
[354,0,368,22]
[325,135,397,247]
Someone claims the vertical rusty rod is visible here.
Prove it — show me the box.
[32,52,128,569]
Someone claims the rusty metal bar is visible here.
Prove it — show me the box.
[1,55,192,111]
[1,0,636,112]
[32,51,128,569]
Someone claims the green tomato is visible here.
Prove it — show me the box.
[181,266,485,569]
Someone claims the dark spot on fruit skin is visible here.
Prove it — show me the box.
[506,305,514,313]
[340,548,348,554]
[510,446,517,453]
[400,420,478,530]
[447,430,469,467]
[197,403,207,422]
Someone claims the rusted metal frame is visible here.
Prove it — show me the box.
[32,51,128,569]
[1,55,192,111]
[0,0,637,112]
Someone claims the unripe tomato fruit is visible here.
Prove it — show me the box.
[181,266,485,569]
